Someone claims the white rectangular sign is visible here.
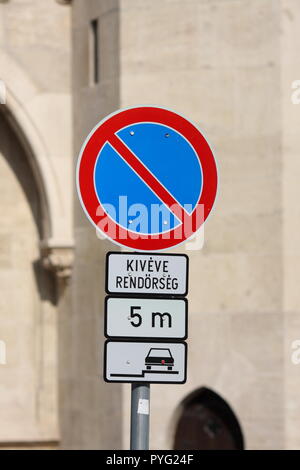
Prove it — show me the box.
[105,297,187,340]
[104,341,187,383]
[106,252,188,296]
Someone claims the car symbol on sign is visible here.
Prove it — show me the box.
[145,348,174,371]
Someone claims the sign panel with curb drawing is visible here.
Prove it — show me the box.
[104,340,187,384]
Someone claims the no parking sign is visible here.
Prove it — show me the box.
[76,105,218,448]
[76,106,217,251]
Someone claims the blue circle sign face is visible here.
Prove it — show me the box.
[77,106,218,251]
[94,122,203,235]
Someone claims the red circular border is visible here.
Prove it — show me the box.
[77,106,217,251]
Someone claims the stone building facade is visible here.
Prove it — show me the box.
[0,0,300,450]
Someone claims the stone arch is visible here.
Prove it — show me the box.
[1,86,63,243]
[0,103,50,240]
[0,109,59,444]
[0,50,74,278]
[172,387,244,450]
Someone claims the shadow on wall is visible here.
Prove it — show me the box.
[32,259,57,306]
[172,387,244,450]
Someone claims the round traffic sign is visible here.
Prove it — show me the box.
[76,106,217,251]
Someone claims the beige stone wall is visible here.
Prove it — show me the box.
[281,0,300,450]
[0,111,58,443]
[59,0,122,450]
[119,0,284,450]
[1,0,300,451]
[0,0,72,446]
[0,0,73,246]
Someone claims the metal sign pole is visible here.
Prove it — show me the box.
[130,383,150,450]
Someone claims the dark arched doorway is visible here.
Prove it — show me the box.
[174,388,244,450]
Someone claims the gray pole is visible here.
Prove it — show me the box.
[130,383,150,450]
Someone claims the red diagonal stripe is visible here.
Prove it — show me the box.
[108,133,189,222]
